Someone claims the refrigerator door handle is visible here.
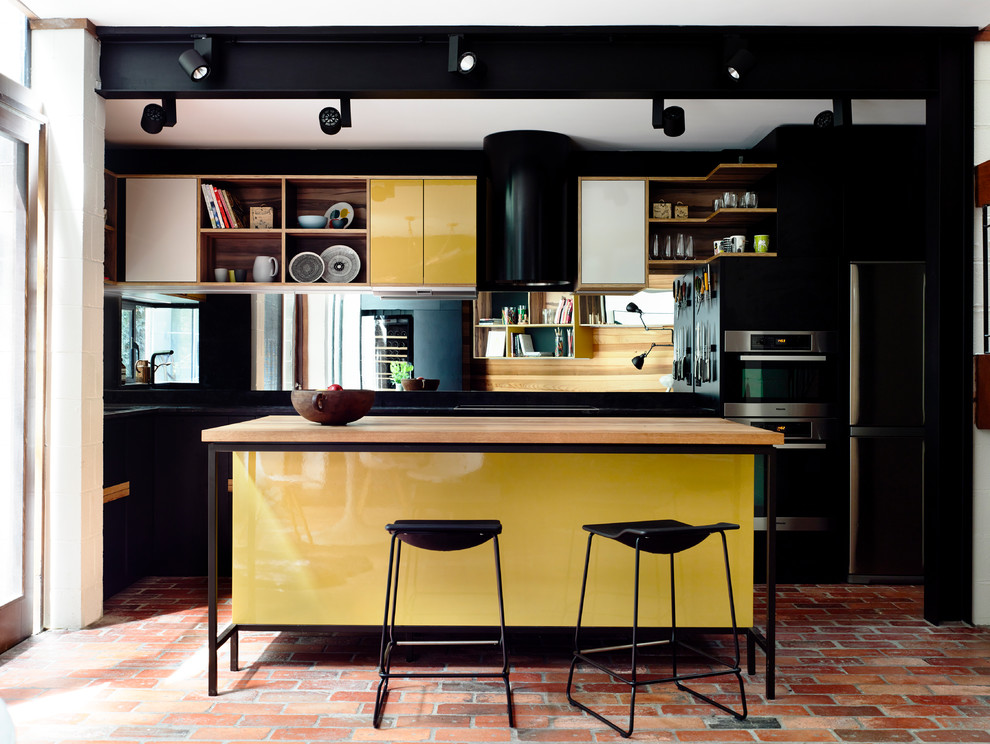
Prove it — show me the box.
[850,264,861,426]
[849,437,860,573]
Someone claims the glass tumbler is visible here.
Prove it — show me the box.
[675,233,685,259]
[722,191,738,208]
[741,191,759,208]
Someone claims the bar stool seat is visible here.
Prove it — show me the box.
[373,519,513,729]
[566,519,747,737]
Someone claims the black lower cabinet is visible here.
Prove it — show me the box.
[103,413,155,599]
[152,414,230,577]
[104,410,254,598]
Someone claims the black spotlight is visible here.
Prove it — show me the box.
[652,99,685,137]
[177,36,212,81]
[725,43,756,81]
[447,34,478,74]
[319,99,352,135]
[140,96,176,135]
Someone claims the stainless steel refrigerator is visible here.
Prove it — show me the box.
[848,262,925,582]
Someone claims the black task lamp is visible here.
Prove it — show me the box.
[631,343,663,370]
[627,302,674,369]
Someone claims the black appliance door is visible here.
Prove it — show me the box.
[849,435,924,581]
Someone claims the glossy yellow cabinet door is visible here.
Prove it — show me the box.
[424,179,476,285]
[369,179,424,284]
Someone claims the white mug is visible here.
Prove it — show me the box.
[729,235,746,253]
[252,255,278,282]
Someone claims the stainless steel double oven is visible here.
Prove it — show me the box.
[723,330,843,582]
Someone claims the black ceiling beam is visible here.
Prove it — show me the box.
[96,26,967,100]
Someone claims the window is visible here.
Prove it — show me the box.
[121,301,200,384]
[0,4,27,85]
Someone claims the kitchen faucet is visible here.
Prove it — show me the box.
[149,350,174,387]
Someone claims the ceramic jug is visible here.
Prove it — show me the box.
[252,255,278,282]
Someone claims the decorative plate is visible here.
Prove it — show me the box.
[324,202,354,228]
[288,251,326,283]
[320,245,361,283]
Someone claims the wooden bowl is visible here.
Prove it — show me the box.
[400,378,440,391]
[291,389,375,425]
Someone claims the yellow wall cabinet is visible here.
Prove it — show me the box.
[369,178,476,285]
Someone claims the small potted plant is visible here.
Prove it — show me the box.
[389,361,414,390]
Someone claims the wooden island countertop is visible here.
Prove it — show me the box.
[201,414,784,447]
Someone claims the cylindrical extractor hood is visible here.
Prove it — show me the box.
[483,130,573,288]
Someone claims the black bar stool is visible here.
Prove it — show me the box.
[373,519,513,729]
[566,519,747,737]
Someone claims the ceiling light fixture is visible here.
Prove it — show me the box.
[724,36,756,81]
[319,99,352,135]
[177,36,212,81]
[448,34,478,74]
[140,95,176,134]
[652,99,685,137]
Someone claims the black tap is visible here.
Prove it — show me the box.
[149,350,174,387]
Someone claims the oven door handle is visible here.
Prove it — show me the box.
[739,354,828,362]
[774,442,828,450]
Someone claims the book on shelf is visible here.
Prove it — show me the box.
[485,329,506,357]
[218,189,242,229]
[201,183,221,228]
[212,186,233,228]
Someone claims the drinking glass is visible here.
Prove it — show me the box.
[741,191,758,208]
[663,235,673,259]
[713,197,723,211]
[722,191,738,208]
[685,235,694,259]
[675,233,685,259]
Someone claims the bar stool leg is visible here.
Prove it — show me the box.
[492,535,513,727]
[373,535,401,729]
[672,531,747,720]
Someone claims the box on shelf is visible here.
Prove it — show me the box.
[674,202,689,219]
[652,200,671,219]
[250,206,274,229]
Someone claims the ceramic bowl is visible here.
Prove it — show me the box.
[297,214,328,229]
[291,388,375,425]
[400,378,440,391]
[330,217,347,229]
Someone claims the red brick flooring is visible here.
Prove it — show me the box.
[1,578,989,742]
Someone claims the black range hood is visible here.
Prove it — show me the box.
[483,130,573,289]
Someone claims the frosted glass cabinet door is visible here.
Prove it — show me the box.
[578,179,646,291]
[124,178,198,281]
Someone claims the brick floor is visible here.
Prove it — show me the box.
[2,579,990,742]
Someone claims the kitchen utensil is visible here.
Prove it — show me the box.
[288,251,325,282]
[320,245,361,283]
[754,234,770,253]
[291,388,375,425]
[252,255,278,282]
[729,235,746,252]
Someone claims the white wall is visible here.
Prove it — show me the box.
[31,26,105,629]
[973,39,990,625]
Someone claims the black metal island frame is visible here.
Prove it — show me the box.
[202,415,783,698]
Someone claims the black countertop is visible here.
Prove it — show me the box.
[104,389,715,419]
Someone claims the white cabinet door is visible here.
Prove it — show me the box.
[124,178,198,281]
[578,179,646,291]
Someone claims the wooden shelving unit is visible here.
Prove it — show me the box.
[647,163,777,275]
